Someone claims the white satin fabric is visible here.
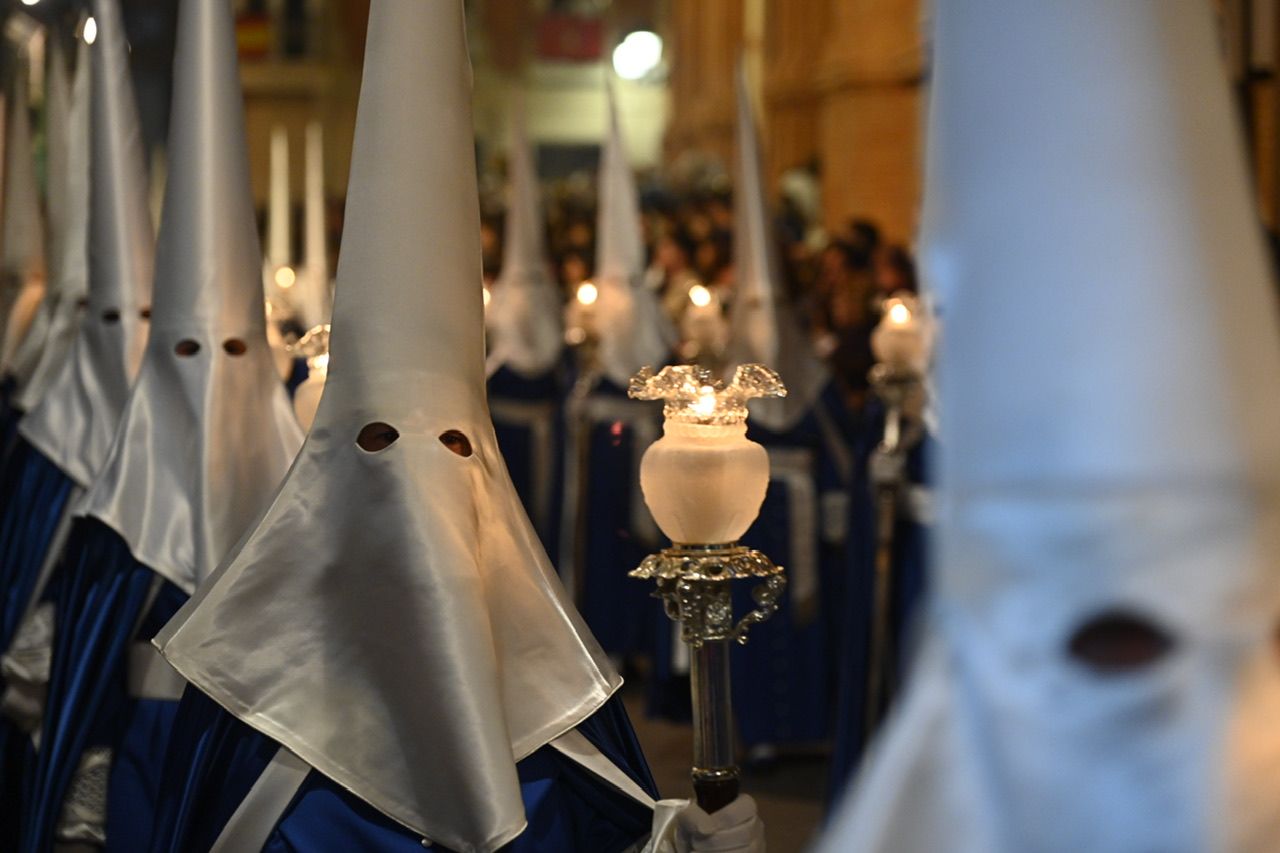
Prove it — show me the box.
[78,0,302,594]
[724,66,825,434]
[820,3,1280,852]
[0,48,45,378]
[155,4,620,851]
[484,102,562,379]
[15,35,90,418]
[593,83,673,388]
[21,0,154,489]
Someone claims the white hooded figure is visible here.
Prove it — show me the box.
[21,0,153,496]
[0,42,45,383]
[723,63,826,436]
[820,3,1280,852]
[485,99,562,381]
[581,81,674,389]
[154,3,658,852]
[11,32,90,414]
[73,0,303,595]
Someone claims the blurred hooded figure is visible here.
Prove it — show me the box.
[146,3,660,851]
[0,35,44,445]
[560,82,674,661]
[16,0,303,848]
[484,97,565,555]
[820,2,1280,851]
[7,31,89,417]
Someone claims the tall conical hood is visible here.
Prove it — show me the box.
[79,0,303,593]
[592,81,672,386]
[821,3,1280,852]
[21,0,155,488]
[13,30,90,411]
[725,61,826,432]
[485,98,562,378]
[297,120,330,328]
[0,41,45,376]
[156,3,623,851]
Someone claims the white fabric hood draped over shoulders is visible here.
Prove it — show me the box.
[22,0,155,488]
[77,0,303,592]
[156,2,621,851]
[820,2,1280,852]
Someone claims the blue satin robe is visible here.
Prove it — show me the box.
[488,363,565,561]
[825,401,930,808]
[647,384,854,752]
[572,377,665,659]
[149,688,657,853]
[21,520,158,853]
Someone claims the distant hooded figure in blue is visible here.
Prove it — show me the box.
[145,2,659,851]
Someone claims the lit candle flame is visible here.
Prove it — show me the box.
[688,283,713,308]
[577,281,599,306]
[482,286,491,308]
[888,302,911,325]
[274,265,297,290]
[691,384,718,418]
[83,16,97,44]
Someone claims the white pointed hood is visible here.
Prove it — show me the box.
[0,41,45,377]
[485,99,562,378]
[297,120,330,329]
[155,3,619,851]
[821,3,1280,852]
[592,82,672,387]
[21,0,154,488]
[724,63,825,433]
[78,0,303,593]
[13,31,89,412]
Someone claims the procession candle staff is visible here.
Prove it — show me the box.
[861,292,930,736]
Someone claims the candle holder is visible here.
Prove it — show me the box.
[627,364,788,813]
[864,293,930,739]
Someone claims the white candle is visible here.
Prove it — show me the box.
[268,125,291,268]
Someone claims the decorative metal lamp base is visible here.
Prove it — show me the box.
[632,544,785,813]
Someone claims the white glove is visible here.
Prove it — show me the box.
[643,795,766,853]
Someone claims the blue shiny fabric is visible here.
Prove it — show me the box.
[0,438,75,652]
[488,363,565,560]
[825,401,931,809]
[104,581,189,852]
[21,520,156,853]
[284,356,309,398]
[648,385,854,751]
[151,688,657,853]
[575,378,663,658]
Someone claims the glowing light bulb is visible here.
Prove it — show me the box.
[577,281,599,306]
[689,284,713,308]
[888,302,911,325]
[83,16,97,44]
[692,385,718,418]
[612,30,663,81]
[274,265,297,289]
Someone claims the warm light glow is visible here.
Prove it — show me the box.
[612,30,663,80]
[688,283,712,308]
[888,302,911,325]
[20,0,39,6]
[482,286,491,308]
[691,384,718,418]
[274,265,297,289]
[577,281,599,306]
[308,352,330,373]
[82,16,97,44]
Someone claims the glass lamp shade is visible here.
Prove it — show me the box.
[293,372,324,430]
[639,420,769,544]
[629,363,786,545]
[870,292,930,373]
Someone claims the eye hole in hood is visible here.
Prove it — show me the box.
[174,339,201,357]
[222,338,247,356]
[102,309,121,323]
[439,429,472,457]
[357,422,400,452]
[1068,610,1175,674]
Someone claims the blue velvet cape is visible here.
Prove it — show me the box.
[148,687,657,853]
